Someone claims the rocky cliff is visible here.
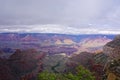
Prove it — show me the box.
[103,35,120,59]
[103,35,120,80]
[0,49,46,80]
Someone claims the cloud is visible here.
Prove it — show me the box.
[0,0,67,25]
[0,0,120,34]
[0,24,120,34]
[0,0,119,25]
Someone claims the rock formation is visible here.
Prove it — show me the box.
[103,35,120,59]
[0,49,46,80]
[103,35,120,80]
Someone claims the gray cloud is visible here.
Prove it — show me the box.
[0,0,67,24]
[0,0,120,34]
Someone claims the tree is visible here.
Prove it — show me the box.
[37,65,95,80]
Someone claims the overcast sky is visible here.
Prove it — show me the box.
[0,0,120,34]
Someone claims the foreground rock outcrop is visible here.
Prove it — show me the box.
[103,35,120,59]
[103,35,120,80]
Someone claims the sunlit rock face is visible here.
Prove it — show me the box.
[80,36,112,48]
[103,35,120,59]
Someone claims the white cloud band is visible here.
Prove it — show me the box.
[0,24,120,34]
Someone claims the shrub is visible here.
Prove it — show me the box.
[37,65,95,80]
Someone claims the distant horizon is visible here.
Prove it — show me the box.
[0,32,118,35]
[0,32,116,36]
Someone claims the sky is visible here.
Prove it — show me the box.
[0,0,120,34]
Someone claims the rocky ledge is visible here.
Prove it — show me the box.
[103,35,120,80]
[103,35,120,59]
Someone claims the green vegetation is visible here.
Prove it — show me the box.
[37,66,95,80]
